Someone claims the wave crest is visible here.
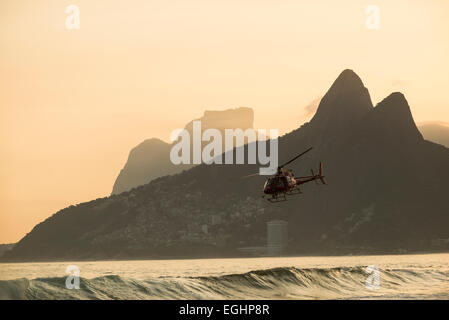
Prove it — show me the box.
[1,266,448,300]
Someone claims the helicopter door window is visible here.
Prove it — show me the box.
[279,176,288,188]
[271,177,287,188]
[264,178,275,188]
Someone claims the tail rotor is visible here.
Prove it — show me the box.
[318,162,326,185]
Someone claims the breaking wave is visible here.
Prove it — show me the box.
[1,266,449,300]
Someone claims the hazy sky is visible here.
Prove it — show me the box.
[1,0,449,243]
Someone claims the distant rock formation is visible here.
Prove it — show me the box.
[4,70,449,262]
[111,107,254,195]
[0,243,15,258]
[419,122,449,148]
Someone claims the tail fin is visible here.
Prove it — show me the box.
[318,162,326,185]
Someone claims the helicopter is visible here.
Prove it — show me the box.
[245,147,326,202]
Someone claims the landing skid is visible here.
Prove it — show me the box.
[263,186,303,202]
[263,193,287,203]
[286,187,302,195]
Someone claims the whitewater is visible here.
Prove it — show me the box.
[1,253,448,299]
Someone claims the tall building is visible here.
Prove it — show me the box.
[266,220,288,255]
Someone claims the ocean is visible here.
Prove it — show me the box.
[1,253,448,300]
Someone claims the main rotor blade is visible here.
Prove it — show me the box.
[241,173,261,179]
[279,147,313,168]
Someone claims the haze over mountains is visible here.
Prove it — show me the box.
[3,70,449,261]
[418,122,449,148]
[112,107,254,194]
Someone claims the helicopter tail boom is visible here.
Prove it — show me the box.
[295,162,326,185]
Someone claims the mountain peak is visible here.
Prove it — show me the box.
[375,92,411,116]
[186,107,254,131]
[112,107,255,195]
[369,92,423,142]
[310,69,373,133]
[330,69,366,93]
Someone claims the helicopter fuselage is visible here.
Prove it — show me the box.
[263,171,296,195]
[262,163,325,202]
[245,147,325,202]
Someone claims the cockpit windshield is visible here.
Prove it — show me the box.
[264,176,287,188]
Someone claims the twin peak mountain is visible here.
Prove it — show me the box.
[113,69,422,195]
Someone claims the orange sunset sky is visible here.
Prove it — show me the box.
[1,0,449,243]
